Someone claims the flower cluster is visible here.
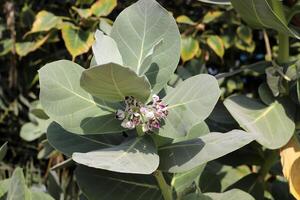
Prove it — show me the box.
[115,95,168,133]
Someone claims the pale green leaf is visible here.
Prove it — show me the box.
[171,164,206,196]
[31,191,54,200]
[158,74,220,139]
[158,130,255,173]
[39,60,124,134]
[91,0,117,17]
[224,95,295,149]
[47,122,124,157]
[72,7,92,18]
[99,18,113,35]
[73,136,159,174]
[75,165,163,200]
[181,36,200,63]
[61,26,94,59]
[110,0,181,94]
[81,63,151,102]
[7,168,30,200]
[0,179,10,198]
[92,30,123,65]
[0,39,13,56]
[207,35,224,58]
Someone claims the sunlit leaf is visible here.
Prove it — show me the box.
[224,95,295,149]
[110,0,181,94]
[203,11,223,24]
[92,30,123,65]
[16,34,50,57]
[158,130,255,173]
[158,74,220,139]
[39,60,124,134]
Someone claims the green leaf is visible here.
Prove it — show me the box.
[224,95,295,149]
[197,0,231,5]
[207,35,224,58]
[0,179,10,198]
[173,121,210,143]
[184,189,255,200]
[92,30,123,65]
[230,0,300,39]
[61,25,94,59]
[7,168,30,200]
[0,142,7,161]
[258,83,275,105]
[90,0,117,17]
[99,18,113,35]
[176,15,196,25]
[72,7,92,18]
[20,117,51,141]
[236,25,252,45]
[39,60,124,134]
[29,101,49,120]
[171,164,206,196]
[47,122,124,157]
[75,165,163,200]
[226,173,264,200]
[158,74,220,139]
[80,63,151,102]
[110,0,181,94]
[73,136,159,174]
[158,130,255,173]
[28,11,62,34]
[0,39,13,56]
[181,36,200,63]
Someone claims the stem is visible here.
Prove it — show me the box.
[269,0,290,64]
[278,33,290,64]
[153,170,172,200]
[258,150,278,180]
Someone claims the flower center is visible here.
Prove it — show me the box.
[115,95,168,133]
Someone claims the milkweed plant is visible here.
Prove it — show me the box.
[38,0,262,199]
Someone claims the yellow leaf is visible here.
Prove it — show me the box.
[176,15,196,25]
[207,35,224,58]
[16,34,50,57]
[91,0,117,17]
[280,135,300,200]
[203,11,223,24]
[61,25,94,60]
[180,36,200,63]
[29,11,62,34]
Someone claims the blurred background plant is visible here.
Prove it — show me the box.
[0,0,298,199]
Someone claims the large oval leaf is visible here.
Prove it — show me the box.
[75,165,163,200]
[73,136,159,174]
[92,30,123,66]
[80,63,151,102]
[158,74,220,139]
[230,0,300,39]
[158,130,255,173]
[110,0,181,94]
[39,60,124,134]
[47,122,124,157]
[224,95,295,149]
